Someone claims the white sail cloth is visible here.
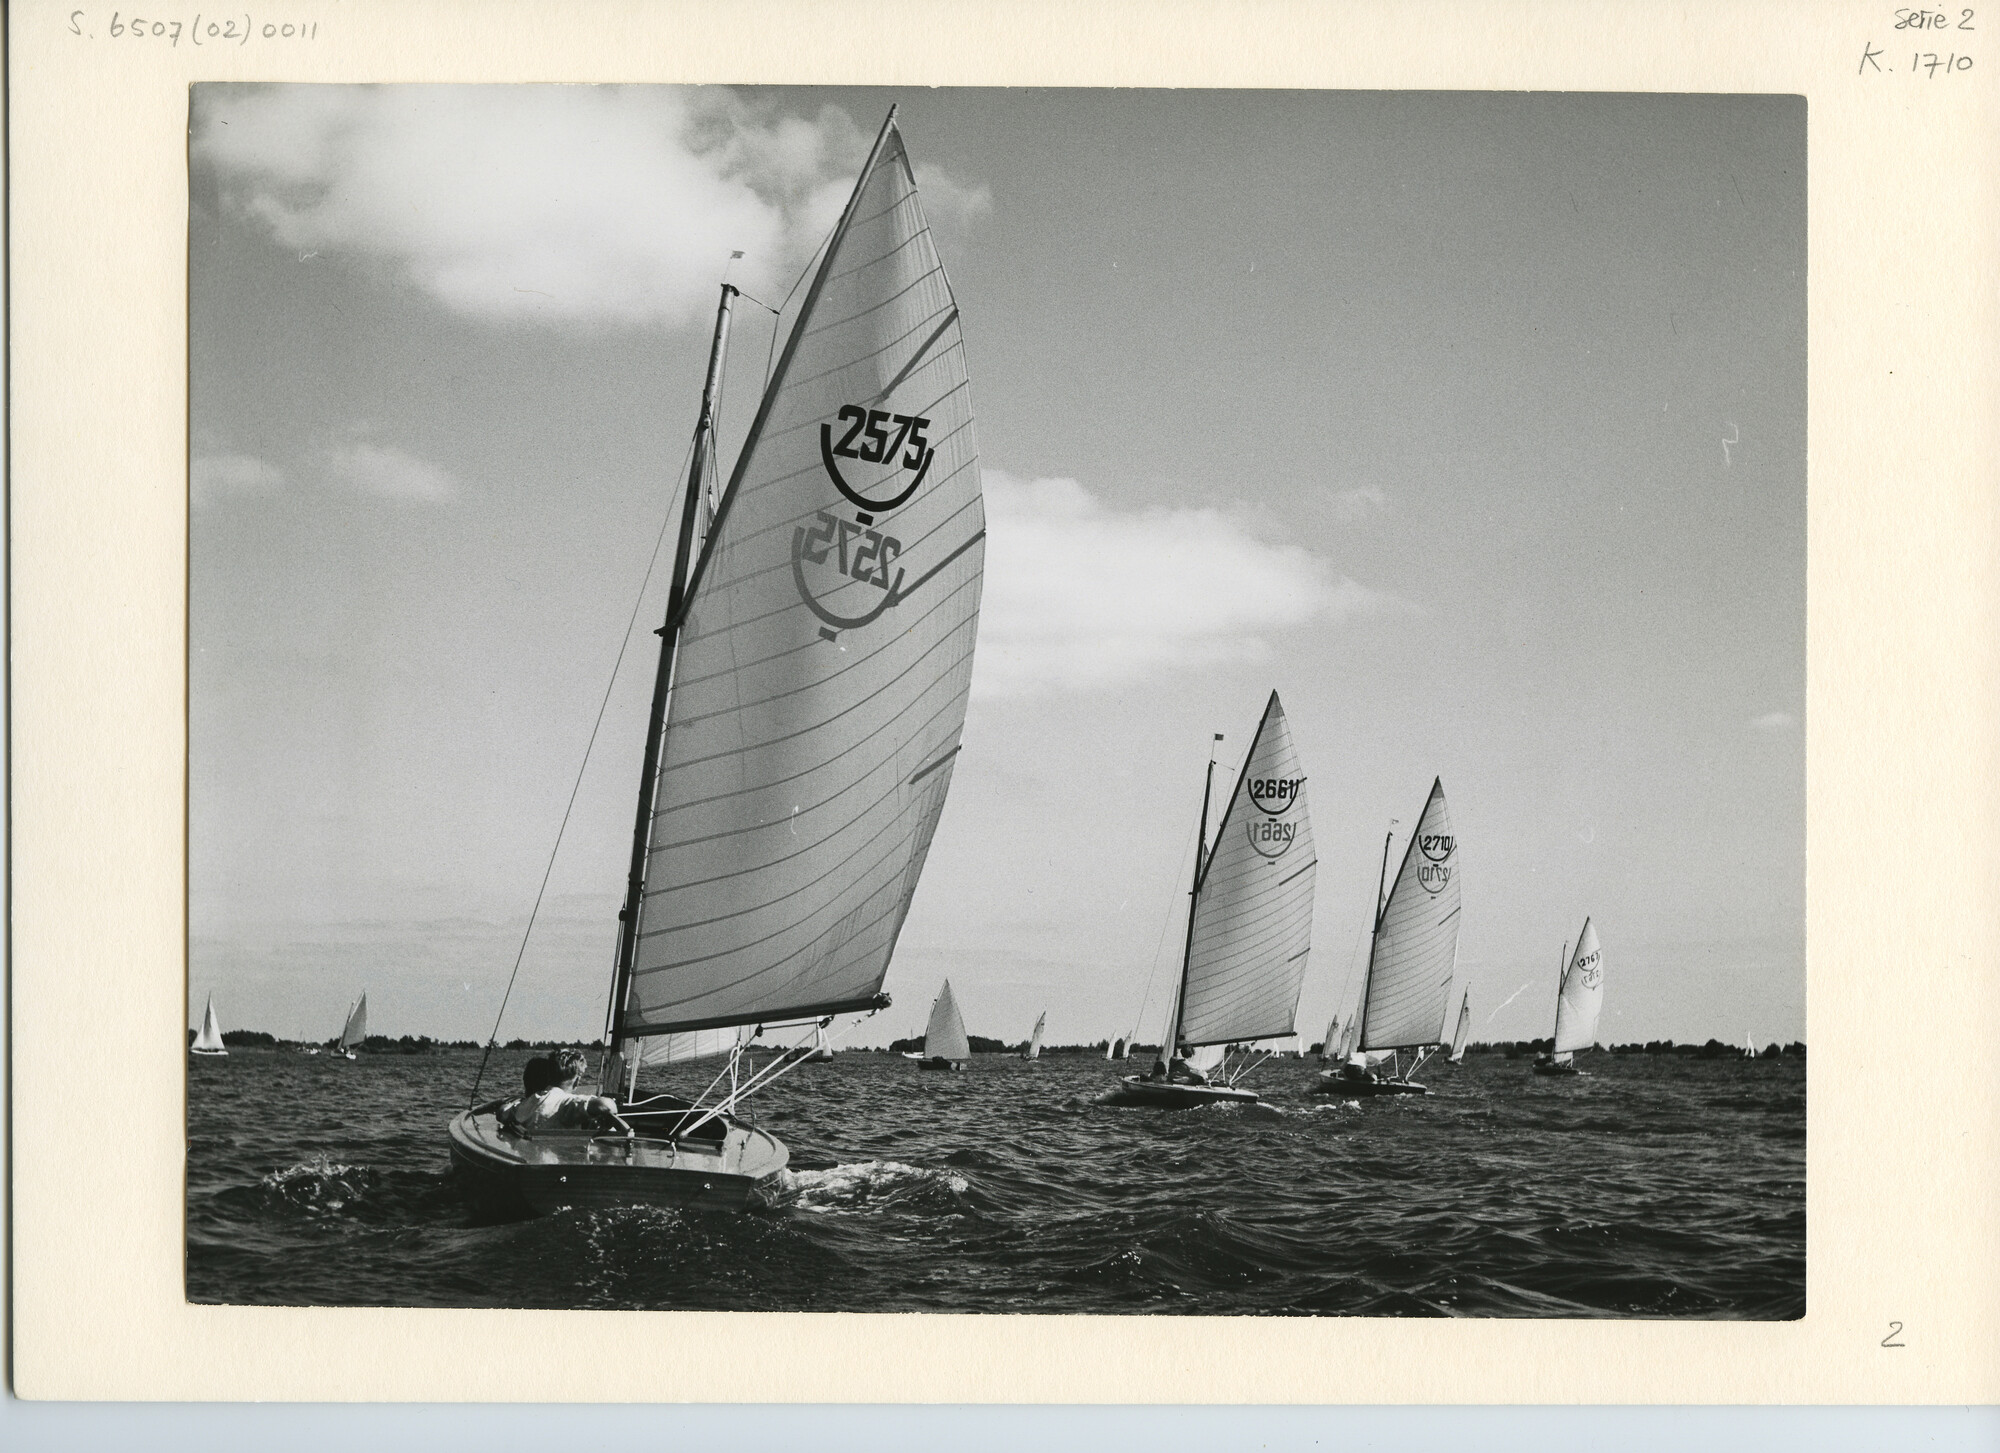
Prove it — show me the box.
[1552,918,1604,1054]
[193,995,226,1052]
[1449,992,1472,1061]
[924,980,971,1061]
[1025,1012,1046,1059]
[339,992,368,1051]
[623,119,984,1039]
[1359,779,1462,1051]
[1175,692,1317,1048]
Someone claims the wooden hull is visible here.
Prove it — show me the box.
[447,1106,788,1220]
[1310,1071,1429,1098]
[190,1047,228,1057]
[1099,1075,1261,1109]
[1532,1060,1581,1077]
[916,1057,965,1072]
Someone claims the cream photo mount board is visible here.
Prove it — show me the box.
[10,0,1999,1405]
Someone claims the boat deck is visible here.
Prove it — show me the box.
[448,1108,788,1218]
[1098,1076,1262,1109]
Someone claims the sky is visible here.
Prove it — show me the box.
[189,86,1805,1051]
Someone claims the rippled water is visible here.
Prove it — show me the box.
[186,1047,1803,1316]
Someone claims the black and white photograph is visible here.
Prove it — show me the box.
[186,84,1805,1317]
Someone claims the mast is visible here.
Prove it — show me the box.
[1552,938,1569,1042]
[1159,734,1223,1072]
[1352,823,1397,1051]
[604,281,739,1066]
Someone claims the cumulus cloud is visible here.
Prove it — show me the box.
[324,443,457,502]
[191,453,284,507]
[1750,711,1797,732]
[975,471,1400,698]
[191,87,985,328]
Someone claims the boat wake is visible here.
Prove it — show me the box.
[259,1156,377,1218]
[768,1160,970,1215]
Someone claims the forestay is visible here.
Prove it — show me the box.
[1360,779,1462,1051]
[1552,918,1604,1054]
[925,980,971,1061]
[622,116,985,1039]
[1175,692,1317,1049]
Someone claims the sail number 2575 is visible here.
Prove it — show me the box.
[798,510,902,590]
[829,406,931,470]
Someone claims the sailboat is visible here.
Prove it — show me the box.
[334,991,367,1060]
[1020,1011,1046,1061]
[1314,778,1462,1098]
[1104,692,1317,1109]
[449,108,985,1217]
[191,993,228,1057]
[918,980,972,1072]
[1316,1013,1341,1063]
[803,1023,836,1063]
[1533,919,1602,1076]
[1447,989,1472,1064]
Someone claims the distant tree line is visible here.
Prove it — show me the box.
[194,1030,609,1054]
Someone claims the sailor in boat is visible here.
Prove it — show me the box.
[507,1049,634,1136]
[1143,1044,1211,1086]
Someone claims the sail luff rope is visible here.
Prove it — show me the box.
[466,427,702,1108]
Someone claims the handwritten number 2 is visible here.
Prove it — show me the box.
[1882,1321,1905,1347]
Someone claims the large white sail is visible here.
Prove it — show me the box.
[1449,990,1472,1062]
[339,992,368,1051]
[1359,779,1462,1051]
[1175,693,1317,1048]
[193,994,226,1053]
[1024,1012,1046,1060]
[621,116,984,1038]
[1552,919,1603,1054]
[638,1023,748,1066]
[924,979,971,1062]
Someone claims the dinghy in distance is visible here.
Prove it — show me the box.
[1533,920,1602,1076]
[1313,779,1462,1099]
[191,994,228,1057]
[333,991,367,1060]
[1020,1012,1046,1061]
[917,980,971,1071]
[1104,693,1317,1110]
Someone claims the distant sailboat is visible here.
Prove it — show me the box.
[1317,1013,1341,1063]
[449,108,984,1217]
[1534,920,1602,1076]
[1104,692,1316,1109]
[919,980,971,1072]
[1314,778,1461,1099]
[803,1023,836,1063]
[1021,1011,1046,1061]
[334,991,367,1061]
[1448,989,1472,1064]
[191,994,228,1057]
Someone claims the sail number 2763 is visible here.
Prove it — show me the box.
[798,510,902,590]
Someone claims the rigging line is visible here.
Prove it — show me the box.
[466,426,703,1109]
[1131,799,1204,1048]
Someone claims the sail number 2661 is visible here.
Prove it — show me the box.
[829,406,931,470]
[799,510,902,590]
